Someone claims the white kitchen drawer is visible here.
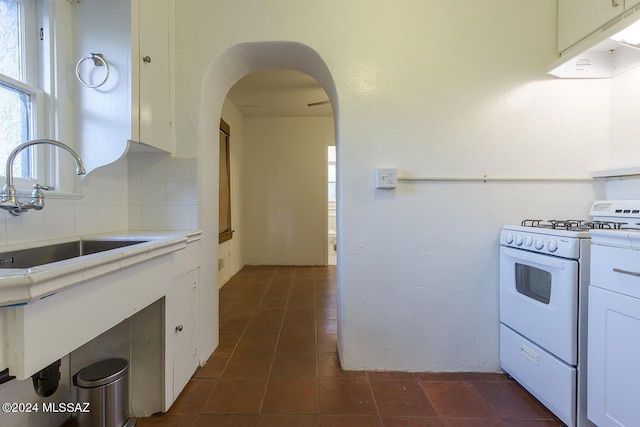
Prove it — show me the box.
[500,324,576,427]
[591,245,640,299]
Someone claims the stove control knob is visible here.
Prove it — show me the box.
[524,236,533,247]
[504,233,513,244]
[547,240,558,252]
[534,238,544,250]
[515,235,523,246]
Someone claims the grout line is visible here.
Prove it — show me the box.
[467,378,501,420]
[257,267,281,415]
[312,266,321,417]
[364,371,383,422]
[257,265,294,415]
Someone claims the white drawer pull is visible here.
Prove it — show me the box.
[520,344,540,365]
[613,268,640,277]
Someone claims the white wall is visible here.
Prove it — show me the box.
[611,65,640,168]
[243,116,334,266]
[601,65,640,201]
[174,0,615,372]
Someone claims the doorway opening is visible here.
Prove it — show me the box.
[199,40,341,362]
[328,145,337,266]
[224,68,336,268]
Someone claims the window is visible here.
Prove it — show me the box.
[0,0,44,180]
[219,119,233,243]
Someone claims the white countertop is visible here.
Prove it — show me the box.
[590,229,640,249]
[590,166,640,178]
[0,230,201,307]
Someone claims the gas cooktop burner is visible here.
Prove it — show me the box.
[521,219,628,231]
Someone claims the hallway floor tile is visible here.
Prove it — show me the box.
[135,265,562,427]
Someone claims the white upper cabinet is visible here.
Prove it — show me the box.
[133,0,174,154]
[73,0,174,174]
[558,0,640,53]
[559,0,621,52]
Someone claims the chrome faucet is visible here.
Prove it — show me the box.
[0,139,86,216]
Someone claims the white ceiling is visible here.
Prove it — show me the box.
[226,69,332,117]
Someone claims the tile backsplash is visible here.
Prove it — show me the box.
[128,152,199,232]
[0,151,199,248]
[0,158,128,247]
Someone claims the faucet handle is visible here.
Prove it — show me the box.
[30,184,45,210]
[36,185,55,191]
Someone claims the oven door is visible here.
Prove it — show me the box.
[500,246,578,365]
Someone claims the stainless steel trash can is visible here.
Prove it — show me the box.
[75,358,134,427]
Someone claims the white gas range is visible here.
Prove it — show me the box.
[499,201,640,427]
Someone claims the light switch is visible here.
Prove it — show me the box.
[375,168,397,189]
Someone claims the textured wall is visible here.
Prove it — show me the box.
[173,0,614,372]
[243,116,334,266]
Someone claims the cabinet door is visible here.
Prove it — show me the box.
[137,0,174,153]
[587,286,640,426]
[558,0,623,52]
[173,269,199,399]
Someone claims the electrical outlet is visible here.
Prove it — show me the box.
[375,168,397,189]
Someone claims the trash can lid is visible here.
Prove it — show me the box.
[76,358,128,388]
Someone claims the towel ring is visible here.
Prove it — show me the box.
[76,53,110,88]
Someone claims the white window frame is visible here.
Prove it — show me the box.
[0,80,46,184]
[1,0,44,187]
[0,0,78,195]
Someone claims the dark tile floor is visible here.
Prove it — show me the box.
[137,265,561,426]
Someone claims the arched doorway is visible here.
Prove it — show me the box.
[225,68,335,267]
[197,41,340,355]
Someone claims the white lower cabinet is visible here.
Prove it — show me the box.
[172,268,200,399]
[588,285,640,427]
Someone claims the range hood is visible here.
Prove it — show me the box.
[549,10,640,78]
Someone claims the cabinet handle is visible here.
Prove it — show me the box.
[175,324,183,332]
[612,0,620,7]
[613,268,640,277]
[520,343,539,365]
[143,56,151,64]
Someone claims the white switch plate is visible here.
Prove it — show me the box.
[375,168,397,189]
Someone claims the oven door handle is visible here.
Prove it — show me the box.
[613,267,640,277]
[500,246,567,270]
